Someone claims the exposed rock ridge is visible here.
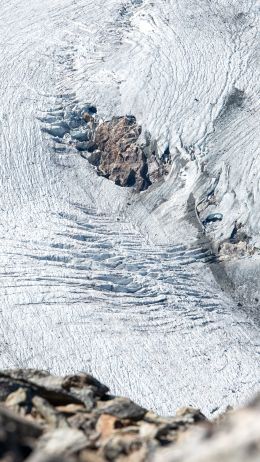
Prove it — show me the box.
[0,369,259,462]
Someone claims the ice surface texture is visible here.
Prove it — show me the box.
[0,0,259,416]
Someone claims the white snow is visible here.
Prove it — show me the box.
[0,0,259,416]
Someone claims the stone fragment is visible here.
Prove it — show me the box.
[56,404,85,414]
[4,386,32,416]
[1,369,259,462]
[67,412,99,442]
[62,373,109,397]
[103,433,143,461]
[139,422,158,440]
[79,450,104,462]
[68,387,96,412]
[27,429,88,462]
[0,405,41,462]
[0,404,43,439]
[0,376,26,401]
[32,396,69,429]
[5,387,29,407]
[1,369,64,394]
[152,399,260,462]
[175,407,206,424]
[96,414,119,439]
[0,370,106,407]
[97,397,147,421]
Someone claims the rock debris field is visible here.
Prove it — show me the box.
[0,0,259,425]
[1,369,260,462]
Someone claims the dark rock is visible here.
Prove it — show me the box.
[76,141,96,152]
[175,406,206,423]
[67,412,98,440]
[32,396,69,429]
[0,369,75,405]
[62,373,109,397]
[93,116,151,191]
[0,406,42,462]
[67,388,96,412]
[81,105,97,115]
[0,404,43,439]
[0,376,27,401]
[29,428,88,462]
[103,435,142,461]
[0,370,107,407]
[87,150,102,167]
[96,397,147,421]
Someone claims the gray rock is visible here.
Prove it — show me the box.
[27,429,88,462]
[1,369,259,462]
[62,373,109,397]
[0,370,108,407]
[152,397,260,462]
[0,376,26,401]
[97,397,147,421]
[32,396,69,428]
[0,404,43,439]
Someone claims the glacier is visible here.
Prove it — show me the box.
[0,0,259,416]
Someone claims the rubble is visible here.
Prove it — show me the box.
[0,370,259,462]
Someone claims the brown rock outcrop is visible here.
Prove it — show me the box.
[85,116,168,192]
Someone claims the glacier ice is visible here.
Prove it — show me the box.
[0,0,259,416]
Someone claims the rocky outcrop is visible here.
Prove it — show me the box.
[41,104,170,192]
[0,369,259,462]
[0,369,205,461]
[84,115,169,192]
[92,116,150,191]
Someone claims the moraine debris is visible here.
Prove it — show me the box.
[0,369,259,461]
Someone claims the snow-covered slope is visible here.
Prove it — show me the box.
[0,0,259,415]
